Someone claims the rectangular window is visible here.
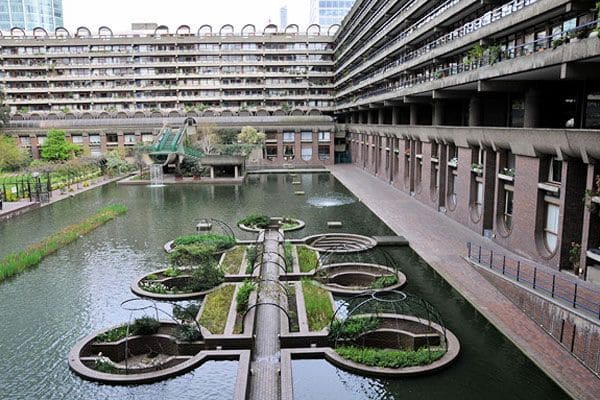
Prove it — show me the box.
[318,145,330,160]
[106,133,118,143]
[503,189,513,230]
[548,158,562,183]
[476,182,484,216]
[301,131,313,142]
[71,135,83,144]
[283,132,295,143]
[37,136,46,145]
[124,134,136,144]
[544,203,560,252]
[89,135,101,144]
[318,131,330,142]
[142,134,154,143]
[284,145,294,159]
[19,136,31,146]
[301,146,312,161]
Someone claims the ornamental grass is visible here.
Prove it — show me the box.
[0,204,127,283]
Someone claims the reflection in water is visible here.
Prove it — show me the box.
[306,192,356,208]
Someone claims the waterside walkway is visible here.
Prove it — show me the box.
[330,164,600,400]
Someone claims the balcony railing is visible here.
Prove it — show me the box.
[337,0,539,95]
[336,20,597,109]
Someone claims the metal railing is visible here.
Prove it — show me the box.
[467,242,600,320]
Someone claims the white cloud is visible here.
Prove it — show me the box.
[62,0,311,32]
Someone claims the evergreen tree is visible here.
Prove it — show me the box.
[40,129,82,161]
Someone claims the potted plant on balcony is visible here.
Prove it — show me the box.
[471,163,483,175]
[448,157,458,168]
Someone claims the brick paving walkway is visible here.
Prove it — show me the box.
[330,165,600,400]
[249,230,282,400]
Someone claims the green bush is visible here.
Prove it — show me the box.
[163,267,181,277]
[168,243,217,266]
[329,316,379,340]
[95,359,117,374]
[140,281,169,294]
[238,214,270,229]
[246,246,258,274]
[130,317,161,336]
[186,262,225,292]
[236,280,255,313]
[370,275,398,289]
[173,234,235,252]
[336,346,446,368]
[297,246,318,272]
[174,324,202,342]
[95,325,129,343]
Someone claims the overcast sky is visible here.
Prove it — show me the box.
[62,0,311,32]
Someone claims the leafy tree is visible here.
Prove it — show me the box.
[40,129,81,161]
[217,128,239,144]
[105,149,131,176]
[0,90,11,127]
[0,135,29,171]
[238,126,265,144]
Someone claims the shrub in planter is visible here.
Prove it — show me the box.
[370,275,398,289]
[329,316,379,341]
[130,317,161,336]
[173,303,201,321]
[173,234,235,252]
[186,262,225,292]
[238,214,270,229]
[174,324,202,342]
[236,280,255,313]
[168,243,217,266]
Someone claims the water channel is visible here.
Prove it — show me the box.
[0,173,569,399]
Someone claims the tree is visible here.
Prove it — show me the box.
[0,135,29,171]
[196,123,219,154]
[40,129,81,161]
[0,90,11,127]
[105,149,131,176]
[238,126,265,144]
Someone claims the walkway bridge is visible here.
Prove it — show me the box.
[148,123,204,166]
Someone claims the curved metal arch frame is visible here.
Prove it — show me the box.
[255,278,289,297]
[242,302,291,332]
[264,250,289,272]
[251,256,287,275]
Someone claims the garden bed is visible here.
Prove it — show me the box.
[301,279,334,332]
[198,285,236,334]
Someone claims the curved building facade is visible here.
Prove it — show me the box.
[0,0,63,31]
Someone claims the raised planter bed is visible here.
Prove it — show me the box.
[314,263,406,295]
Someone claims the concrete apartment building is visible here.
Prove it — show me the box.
[1,0,600,279]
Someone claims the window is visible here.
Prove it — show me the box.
[266,145,277,159]
[124,134,136,144]
[301,131,313,142]
[318,145,330,160]
[142,134,154,143]
[283,132,295,143]
[284,145,294,159]
[448,173,457,209]
[510,98,524,127]
[585,93,600,129]
[548,158,562,183]
[544,203,560,253]
[37,136,46,145]
[106,133,118,143]
[318,131,330,142]
[89,135,101,144]
[301,146,312,161]
[19,136,31,146]
[71,135,83,144]
[503,189,514,230]
[476,182,484,216]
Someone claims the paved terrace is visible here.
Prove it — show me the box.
[329,164,600,400]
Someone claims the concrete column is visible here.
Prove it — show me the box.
[378,108,384,125]
[234,166,239,178]
[409,104,419,125]
[433,100,444,126]
[392,106,399,125]
[367,110,373,125]
[210,166,215,179]
[468,96,483,127]
[524,88,542,128]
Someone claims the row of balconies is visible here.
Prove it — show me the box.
[0,71,333,81]
[336,0,541,90]
[7,94,335,104]
[336,0,470,78]
[4,82,335,93]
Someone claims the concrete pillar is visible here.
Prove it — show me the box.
[378,108,384,125]
[524,88,542,128]
[433,100,444,126]
[234,165,239,178]
[367,110,373,125]
[468,96,483,127]
[210,166,215,179]
[392,106,399,125]
[409,104,419,125]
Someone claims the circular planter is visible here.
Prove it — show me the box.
[303,233,377,253]
[315,263,406,295]
[164,240,236,254]
[327,314,460,377]
[131,268,225,300]
[238,217,305,233]
[68,321,207,384]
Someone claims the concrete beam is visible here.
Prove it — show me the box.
[432,90,471,100]
[384,100,403,107]
[560,62,600,80]
[369,102,384,108]
[477,80,527,93]
[403,95,432,104]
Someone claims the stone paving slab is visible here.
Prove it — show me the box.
[329,165,600,400]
